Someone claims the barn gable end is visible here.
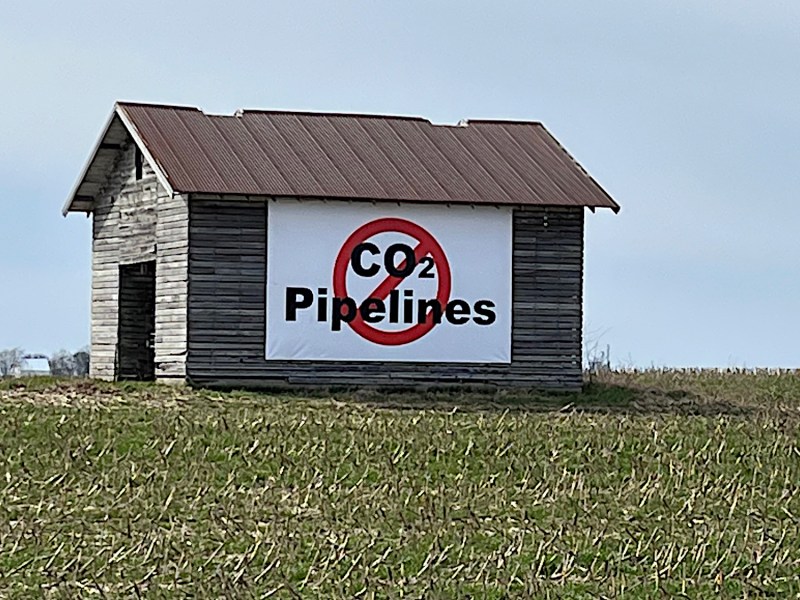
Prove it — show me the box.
[80,120,187,381]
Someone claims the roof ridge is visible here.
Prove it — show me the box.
[116,100,200,112]
[465,119,544,126]
[115,103,545,126]
[238,109,429,122]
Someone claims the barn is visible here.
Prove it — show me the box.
[64,102,619,390]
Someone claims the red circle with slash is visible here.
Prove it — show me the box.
[332,218,451,346]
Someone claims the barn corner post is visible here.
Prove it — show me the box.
[65,103,619,390]
[153,192,190,384]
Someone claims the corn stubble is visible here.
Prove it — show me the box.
[0,372,799,598]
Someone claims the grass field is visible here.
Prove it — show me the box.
[1,372,799,598]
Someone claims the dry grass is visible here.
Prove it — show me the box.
[0,372,799,598]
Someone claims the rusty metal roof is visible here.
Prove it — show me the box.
[65,102,620,213]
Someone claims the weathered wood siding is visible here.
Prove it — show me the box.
[186,198,584,390]
[90,143,159,379]
[154,193,189,382]
[90,141,188,381]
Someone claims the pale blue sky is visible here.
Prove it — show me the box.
[1,0,798,367]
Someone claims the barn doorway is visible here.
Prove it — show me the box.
[117,261,156,381]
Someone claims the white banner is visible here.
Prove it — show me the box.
[266,199,512,362]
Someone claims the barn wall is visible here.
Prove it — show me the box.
[186,198,584,390]
[90,142,160,379]
[90,141,188,381]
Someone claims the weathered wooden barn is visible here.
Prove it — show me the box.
[64,102,619,390]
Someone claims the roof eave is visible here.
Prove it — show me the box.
[535,123,621,215]
[62,104,175,217]
[61,109,117,216]
[597,202,621,214]
[587,203,621,214]
[190,190,621,211]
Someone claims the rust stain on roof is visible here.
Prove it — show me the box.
[68,102,621,212]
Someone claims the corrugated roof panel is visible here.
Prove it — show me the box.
[121,105,199,191]
[67,102,620,212]
[236,115,328,197]
[383,119,482,202]
[488,122,611,208]
[168,109,236,192]
[326,116,421,201]
[360,119,451,200]
[265,113,360,198]
[422,126,515,203]
[455,125,546,203]
[295,115,388,199]
[528,125,616,207]
[468,123,566,203]
[175,111,262,194]
[206,117,292,195]
[511,124,599,207]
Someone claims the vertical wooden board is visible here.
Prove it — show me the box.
[154,193,189,381]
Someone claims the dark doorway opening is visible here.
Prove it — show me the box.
[117,261,156,381]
